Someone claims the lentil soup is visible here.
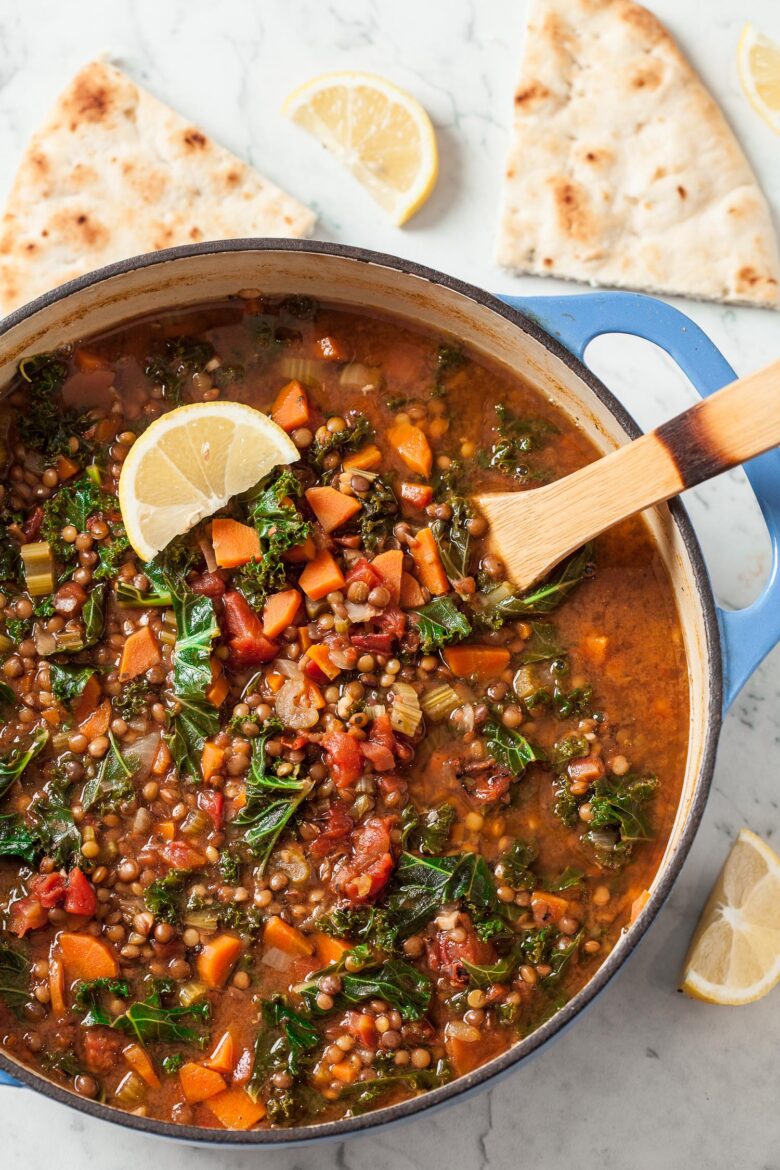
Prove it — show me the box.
[0,293,688,1129]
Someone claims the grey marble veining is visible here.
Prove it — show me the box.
[1,1,779,1167]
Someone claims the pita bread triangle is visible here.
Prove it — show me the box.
[496,0,780,309]
[0,60,316,316]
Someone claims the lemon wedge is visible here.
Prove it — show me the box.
[118,401,297,561]
[681,828,780,1005]
[738,23,780,134]
[282,70,438,226]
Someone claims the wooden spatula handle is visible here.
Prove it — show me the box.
[475,358,780,591]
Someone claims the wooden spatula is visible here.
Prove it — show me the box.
[475,358,780,592]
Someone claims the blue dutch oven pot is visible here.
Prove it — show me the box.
[0,242,778,1146]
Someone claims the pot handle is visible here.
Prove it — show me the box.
[499,290,780,711]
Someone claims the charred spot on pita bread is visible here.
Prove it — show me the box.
[550,178,593,242]
[514,83,550,107]
[182,129,208,150]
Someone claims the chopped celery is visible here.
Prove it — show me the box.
[420,682,460,722]
[20,541,54,596]
[339,362,383,390]
[390,682,422,736]
[276,357,325,386]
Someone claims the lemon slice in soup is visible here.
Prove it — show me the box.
[118,401,297,561]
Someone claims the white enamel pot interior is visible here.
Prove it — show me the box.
[0,241,721,1146]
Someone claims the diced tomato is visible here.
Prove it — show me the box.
[467,766,513,804]
[189,571,227,598]
[369,713,398,758]
[8,895,48,937]
[221,590,279,667]
[377,773,408,802]
[302,657,330,686]
[350,631,394,653]
[22,506,44,542]
[360,740,395,772]
[281,733,308,751]
[400,482,434,509]
[425,918,496,985]
[30,872,67,908]
[376,604,407,639]
[82,1027,123,1074]
[345,558,383,589]
[63,867,97,917]
[158,841,207,870]
[316,335,349,361]
[310,802,354,859]
[338,815,396,903]
[322,730,363,789]
[198,789,224,829]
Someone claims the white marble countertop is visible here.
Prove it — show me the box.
[1,1,779,1166]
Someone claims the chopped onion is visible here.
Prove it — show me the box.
[125,731,161,779]
[262,946,294,972]
[446,1021,480,1043]
[198,534,218,574]
[328,645,356,671]
[275,676,320,729]
[345,600,375,623]
[339,362,383,390]
[271,657,301,679]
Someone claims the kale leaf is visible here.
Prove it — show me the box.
[483,720,545,777]
[49,664,98,704]
[80,732,138,812]
[144,336,216,406]
[413,597,471,653]
[359,476,398,553]
[0,727,48,803]
[16,353,92,460]
[309,413,373,469]
[0,944,29,1013]
[234,469,311,607]
[234,719,312,871]
[144,870,189,925]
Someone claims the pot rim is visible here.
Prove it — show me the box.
[0,238,724,1145]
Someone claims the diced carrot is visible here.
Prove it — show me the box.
[204,1030,236,1076]
[55,454,81,481]
[152,740,172,776]
[74,348,108,372]
[206,672,230,708]
[266,670,286,694]
[90,418,116,444]
[197,934,244,988]
[400,481,433,509]
[59,933,119,982]
[178,1061,226,1104]
[299,549,346,601]
[48,954,67,1017]
[271,380,310,432]
[262,588,302,639]
[400,571,426,609]
[446,1035,483,1077]
[343,444,382,472]
[313,932,351,966]
[118,626,161,681]
[298,625,312,652]
[202,741,225,783]
[330,1060,359,1084]
[387,421,432,477]
[284,534,316,563]
[530,891,569,925]
[305,486,362,533]
[442,645,510,681]
[371,549,403,605]
[263,915,313,958]
[156,820,176,841]
[410,527,449,596]
[630,889,650,924]
[211,519,261,569]
[304,643,340,681]
[73,674,101,724]
[206,1086,267,1130]
[583,633,608,667]
[78,697,111,739]
[124,1043,161,1089]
